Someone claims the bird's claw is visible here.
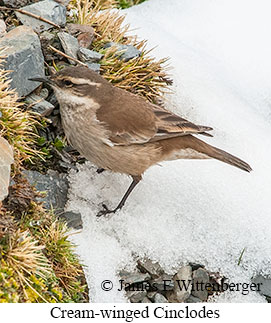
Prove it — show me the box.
[97,204,115,217]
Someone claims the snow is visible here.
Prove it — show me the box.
[67,0,271,302]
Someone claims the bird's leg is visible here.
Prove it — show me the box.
[97,168,105,174]
[97,175,142,217]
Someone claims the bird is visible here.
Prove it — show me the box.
[30,66,252,216]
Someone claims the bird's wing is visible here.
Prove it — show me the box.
[96,88,213,146]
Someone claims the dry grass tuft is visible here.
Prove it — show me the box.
[0,59,43,173]
[6,230,52,279]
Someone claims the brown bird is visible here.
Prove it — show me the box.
[30,66,252,216]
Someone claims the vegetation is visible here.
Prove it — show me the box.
[0,61,42,174]
[71,0,171,103]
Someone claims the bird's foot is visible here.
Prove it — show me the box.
[97,204,117,217]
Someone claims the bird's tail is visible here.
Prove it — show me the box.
[162,135,252,172]
[205,144,252,172]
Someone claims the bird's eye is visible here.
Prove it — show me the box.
[63,79,73,86]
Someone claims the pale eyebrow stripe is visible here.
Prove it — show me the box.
[68,77,101,87]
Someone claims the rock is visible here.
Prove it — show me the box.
[23,169,68,213]
[147,291,157,301]
[252,275,271,300]
[0,19,6,37]
[167,265,192,302]
[77,32,94,49]
[16,0,66,32]
[77,48,103,63]
[141,297,152,303]
[25,93,54,117]
[0,26,45,97]
[189,263,204,271]
[191,268,209,301]
[119,271,151,285]
[104,42,141,61]
[61,211,82,230]
[67,23,95,48]
[0,137,13,202]
[58,32,79,64]
[151,274,174,291]
[54,0,70,6]
[153,293,168,303]
[86,62,100,73]
[1,0,32,8]
[137,258,164,279]
[127,290,147,303]
[186,295,202,303]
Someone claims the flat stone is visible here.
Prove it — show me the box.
[86,62,100,73]
[25,93,54,117]
[252,275,271,299]
[104,42,141,61]
[137,258,164,279]
[186,295,202,303]
[23,169,68,214]
[151,274,174,291]
[16,0,66,32]
[141,297,152,303]
[0,26,45,97]
[58,32,79,65]
[0,137,14,202]
[77,48,103,63]
[167,265,192,302]
[153,293,168,303]
[191,268,209,301]
[61,211,82,230]
[67,23,95,48]
[119,271,151,285]
[127,290,147,303]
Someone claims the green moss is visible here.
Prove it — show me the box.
[117,0,147,9]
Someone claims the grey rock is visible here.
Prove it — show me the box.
[0,26,45,97]
[25,93,54,117]
[58,32,79,65]
[77,48,103,63]
[119,271,151,285]
[86,62,100,73]
[168,265,192,302]
[186,295,202,303]
[23,169,68,214]
[153,293,168,303]
[104,42,141,61]
[16,0,66,32]
[127,290,147,303]
[137,258,164,279]
[39,88,49,100]
[151,274,174,291]
[147,291,157,301]
[0,137,14,202]
[191,268,209,301]
[40,30,56,43]
[252,275,271,299]
[61,211,82,230]
[141,297,152,303]
[0,19,6,37]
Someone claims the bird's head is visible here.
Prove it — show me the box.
[29,66,112,107]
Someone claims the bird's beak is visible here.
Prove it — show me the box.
[28,76,55,86]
